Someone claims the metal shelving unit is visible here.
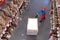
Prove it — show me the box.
[49,0,59,40]
[0,0,29,40]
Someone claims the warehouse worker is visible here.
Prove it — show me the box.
[35,7,46,22]
[37,7,46,22]
[35,7,46,17]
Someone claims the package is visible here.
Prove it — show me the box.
[5,27,13,35]
[7,3,17,17]
[0,9,11,26]
[0,16,6,26]
[1,33,9,40]
[1,36,8,40]
[8,27,13,35]
[12,0,23,6]
[12,0,18,4]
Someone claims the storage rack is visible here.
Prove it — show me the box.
[49,0,60,40]
[0,0,29,40]
[56,0,60,40]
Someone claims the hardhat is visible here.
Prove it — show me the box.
[42,7,46,11]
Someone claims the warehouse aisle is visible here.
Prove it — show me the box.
[10,0,50,40]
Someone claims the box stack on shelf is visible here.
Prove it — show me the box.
[56,0,60,8]
[0,9,14,40]
[0,0,29,40]
[49,0,53,39]
[56,0,60,40]
[57,7,60,40]
[49,0,59,40]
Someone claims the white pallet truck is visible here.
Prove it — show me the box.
[27,18,38,35]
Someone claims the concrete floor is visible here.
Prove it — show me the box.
[9,0,51,40]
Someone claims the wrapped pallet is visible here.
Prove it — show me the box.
[27,18,38,35]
